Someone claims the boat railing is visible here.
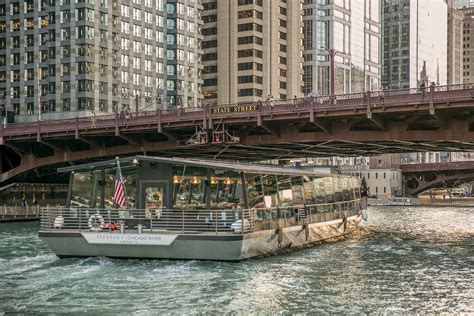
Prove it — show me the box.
[250,198,364,231]
[40,198,367,235]
[40,207,254,235]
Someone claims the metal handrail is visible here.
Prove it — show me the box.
[39,198,366,234]
[39,207,254,235]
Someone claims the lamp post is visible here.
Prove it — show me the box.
[135,94,139,114]
[329,48,336,97]
[0,91,5,126]
[155,92,162,112]
[37,64,42,122]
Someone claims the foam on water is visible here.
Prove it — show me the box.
[0,207,473,313]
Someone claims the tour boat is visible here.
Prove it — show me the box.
[39,156,367,260]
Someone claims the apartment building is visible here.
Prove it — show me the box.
[201,0,303,105]
[0,0,203,122]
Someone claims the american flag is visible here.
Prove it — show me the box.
[113,160,126,207]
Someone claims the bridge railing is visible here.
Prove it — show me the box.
[2,84,474,137]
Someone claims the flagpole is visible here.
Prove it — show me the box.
[114,156,128,208]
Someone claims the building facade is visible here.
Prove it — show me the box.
[201,0,303,105]
[447,2,464,85]
[0,0,203,122]
[381,0,447,89]
[461,7,474,83]
[302,0,380,96]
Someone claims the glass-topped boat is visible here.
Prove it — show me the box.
[39,156,367,260]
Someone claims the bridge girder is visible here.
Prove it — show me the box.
[403,171,474,197]
[3,88,474,183]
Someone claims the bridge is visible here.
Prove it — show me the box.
[401,161,474,197]
[2,84,474,184]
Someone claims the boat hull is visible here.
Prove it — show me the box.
[39,215,361,261]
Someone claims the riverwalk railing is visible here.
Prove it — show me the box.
[39,198,366,234]
[368,197,474,207]
[1,205,40,222]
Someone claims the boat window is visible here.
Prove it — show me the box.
[172,165,208,209]
[277,175,292,207]
[342,177,353,201]
[246,174,264,208]
[144,186,164,210]
[313,177,326,204]
[323,177,335,203]
[90,170,103,208]
[209,169,244,209]
[104,166,137,209]
[303,176,316,204]
[352,177,361,198]
[70,171,95,208]
[290,176,305,205]
[262,174,278,208]
[333,178,344,202]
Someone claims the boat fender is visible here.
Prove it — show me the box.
[361,209,368,221]
[53,216,64,229]
[88,214,105,230]
[303,224,310,241]
[277,228,284,248]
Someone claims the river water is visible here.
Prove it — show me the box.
[0,206,473,314]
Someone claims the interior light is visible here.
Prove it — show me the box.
[191,176,201,185]
[173,176,181,184]
[132,158,139,165]
[224,178,233,185]
[210,177,218,185]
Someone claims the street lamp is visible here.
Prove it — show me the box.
[0,90,6,125]
[155,92,162,112]
[36,63,42,121]
[329,48,336,97]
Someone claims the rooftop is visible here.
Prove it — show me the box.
[58,156,348,178]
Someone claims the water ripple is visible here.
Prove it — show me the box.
[0,207,473,314]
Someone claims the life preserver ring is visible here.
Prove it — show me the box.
[88,214,105,230]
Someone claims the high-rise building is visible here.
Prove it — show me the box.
[0,0,203,122]
[381,0,448,89]
[302,1,380,96]
[461,7,474,83]
[201,0,303,105]
[447,1,464,85]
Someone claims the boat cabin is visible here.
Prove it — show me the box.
[59,156,360,211]
[53,156,363,233]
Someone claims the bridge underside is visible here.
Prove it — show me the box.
[3,101,474,184]
[404,171,474,197]
[401,161,474,196]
